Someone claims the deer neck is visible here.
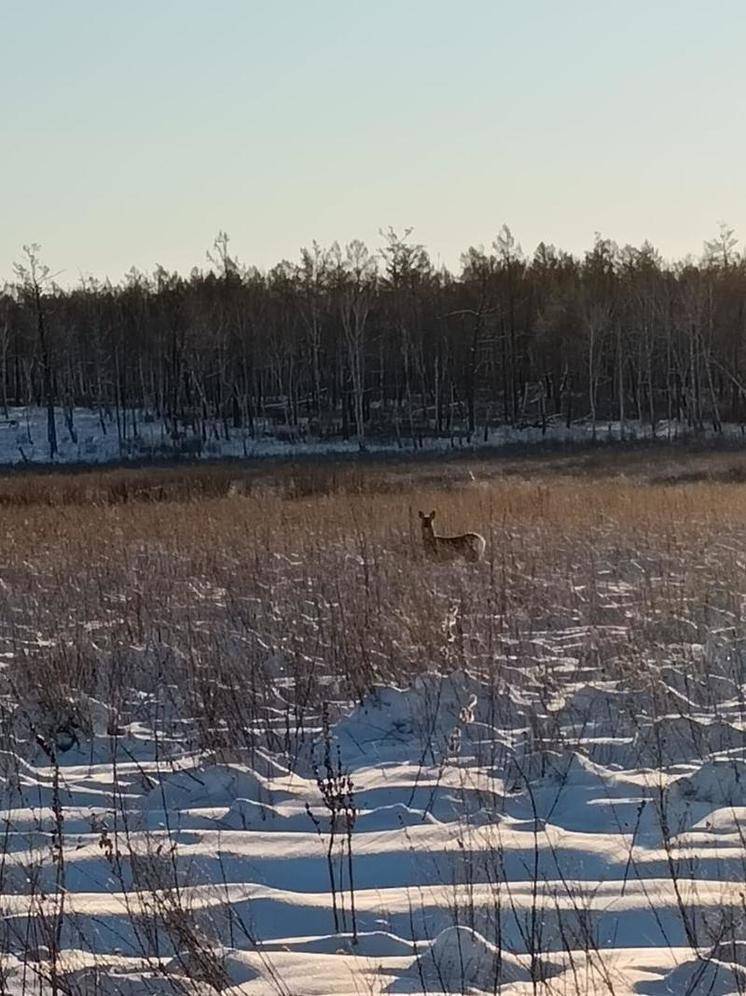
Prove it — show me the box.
[422,524,437,550]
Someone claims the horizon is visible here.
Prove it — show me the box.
[3,0,745,284]
[3,224,741,291]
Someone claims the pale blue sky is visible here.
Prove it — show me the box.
[1,0,744,283]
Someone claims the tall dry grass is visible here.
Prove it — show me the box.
[1,453,746,766]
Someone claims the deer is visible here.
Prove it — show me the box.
[418,510,486,563]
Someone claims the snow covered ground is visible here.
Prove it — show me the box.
[0,405,741,467]
[2,436,746,993]
[4,627,746,992]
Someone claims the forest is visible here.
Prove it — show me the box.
[2,223,745,455]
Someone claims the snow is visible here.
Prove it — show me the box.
[400,925,545,990]
[668,759,746,807]
[3,632,746,994]
[0,405,743,467]
[648,952,746,995]
[6,420,746,992]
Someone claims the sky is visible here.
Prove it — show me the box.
[1,0,745,284]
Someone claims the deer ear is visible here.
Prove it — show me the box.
[418,510,425,519]
[430,510,436,519]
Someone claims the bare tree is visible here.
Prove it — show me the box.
[13,245,57,458]
[335,241,377,450]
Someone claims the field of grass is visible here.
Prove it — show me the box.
[3,447,746,993]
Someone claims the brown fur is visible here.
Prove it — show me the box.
[418,510,486,563]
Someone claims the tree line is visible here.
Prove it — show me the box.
[2,223,745,456]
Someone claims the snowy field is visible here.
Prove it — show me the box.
[0,405,743,467]
[2,466,746,993]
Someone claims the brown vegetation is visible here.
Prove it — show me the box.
[2,449,746,991]
[2,449,745,764]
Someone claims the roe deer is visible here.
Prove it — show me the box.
[418,510,486,563]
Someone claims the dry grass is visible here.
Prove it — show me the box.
[1,437,746,510]
[3,450,746,992]
[2,448,746,765]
